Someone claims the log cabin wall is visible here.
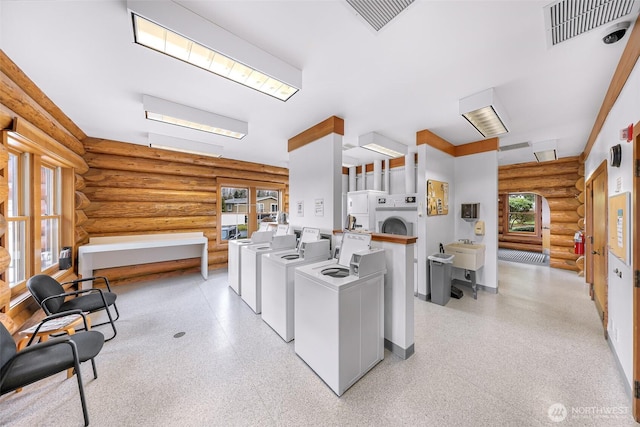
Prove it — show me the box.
[498,156,584,272]
[80,137,289,287]
[0,50,88,331]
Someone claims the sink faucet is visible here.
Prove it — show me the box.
[459,239,472,244]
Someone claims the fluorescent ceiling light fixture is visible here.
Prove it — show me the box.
[532,139,558,162]
[459,88,509,138]
[148,133,223,158]
[342,155,359,168]
[128,1,301,101]
[143,95,247,139]
[358,132,408,158]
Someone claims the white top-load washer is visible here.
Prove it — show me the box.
[240,225,296,314]
[294,232,386,396]
[227,228,274,296]
[261,227,331,342]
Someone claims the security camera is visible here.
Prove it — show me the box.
[602,21,630,44]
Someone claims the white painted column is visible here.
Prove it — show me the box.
[405,154,415,194]
[349,166,356,192]
[373,160,382,191]
[384,159,390,193]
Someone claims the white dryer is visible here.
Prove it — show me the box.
[294,232,386,396]
[375,193,418,236]
[376,194,418,294]
[240,225,296,314]
[261,227,330,342]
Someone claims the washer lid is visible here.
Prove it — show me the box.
[321,267,350,278]
[338,232,371,266]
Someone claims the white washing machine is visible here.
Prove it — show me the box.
[261,228,331,342]
[227,230,274,296]
[294,232,386,396]
[376,193,418,294]
[241,227,296,314]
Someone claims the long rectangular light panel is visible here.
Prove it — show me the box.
[143,94,247,139]
[149,133,223,158]
[358,132,408,158]
[132,13,299,101]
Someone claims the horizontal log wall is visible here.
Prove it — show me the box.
[499,157,584,272]
[80,138,289,286]
[0,50,88,332]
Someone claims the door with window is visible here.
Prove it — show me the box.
[220,186,249,241]
[218,180,284,244]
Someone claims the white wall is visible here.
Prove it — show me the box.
[454,151,499,289]
[289,133,342,234]
[584,58,640,389]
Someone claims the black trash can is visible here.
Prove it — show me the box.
[428,253,454,306]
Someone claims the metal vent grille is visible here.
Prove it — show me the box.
[544,0,637,46]
[345,0,414,32]
[499,142,530,152]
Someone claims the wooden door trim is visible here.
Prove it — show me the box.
[585,161,607,288]
[585,160,608,331]
[633,121,639,422]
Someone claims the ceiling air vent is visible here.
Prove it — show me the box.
[343,143,356,151]
[544,0,638,47]
[499,142,530,152]
[345,0,415,32]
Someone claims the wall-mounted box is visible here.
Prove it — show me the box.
[461,203,480,220]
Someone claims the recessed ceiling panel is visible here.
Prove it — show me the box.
[345,0,414,32]
[544,0,637,47]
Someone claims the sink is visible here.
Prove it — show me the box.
[444,242,485,270]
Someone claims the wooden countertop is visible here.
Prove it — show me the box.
[333,230,417,245]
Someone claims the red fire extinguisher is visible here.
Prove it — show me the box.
[574,231,585,255]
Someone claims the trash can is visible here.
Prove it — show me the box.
[428,253,454,306]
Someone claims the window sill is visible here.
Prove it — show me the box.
[9,268,77,310]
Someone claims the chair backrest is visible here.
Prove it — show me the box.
[27,275,65,313]
[0,320,17,371]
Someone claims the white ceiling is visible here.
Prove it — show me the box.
[0,0,637,168]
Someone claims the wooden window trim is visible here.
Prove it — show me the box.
[502,193,543,242]
[217,179,285,246]
[4,131,75,301]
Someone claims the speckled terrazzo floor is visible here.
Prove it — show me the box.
[1,261,636,426]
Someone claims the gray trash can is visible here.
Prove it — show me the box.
[428,253,454,306]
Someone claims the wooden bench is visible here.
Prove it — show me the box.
[77,232,208,289]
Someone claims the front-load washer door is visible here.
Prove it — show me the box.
[380,216,412,236]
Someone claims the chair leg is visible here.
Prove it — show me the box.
[74,358,90,426]
[90,304,118,341]
[90,358,98,379]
